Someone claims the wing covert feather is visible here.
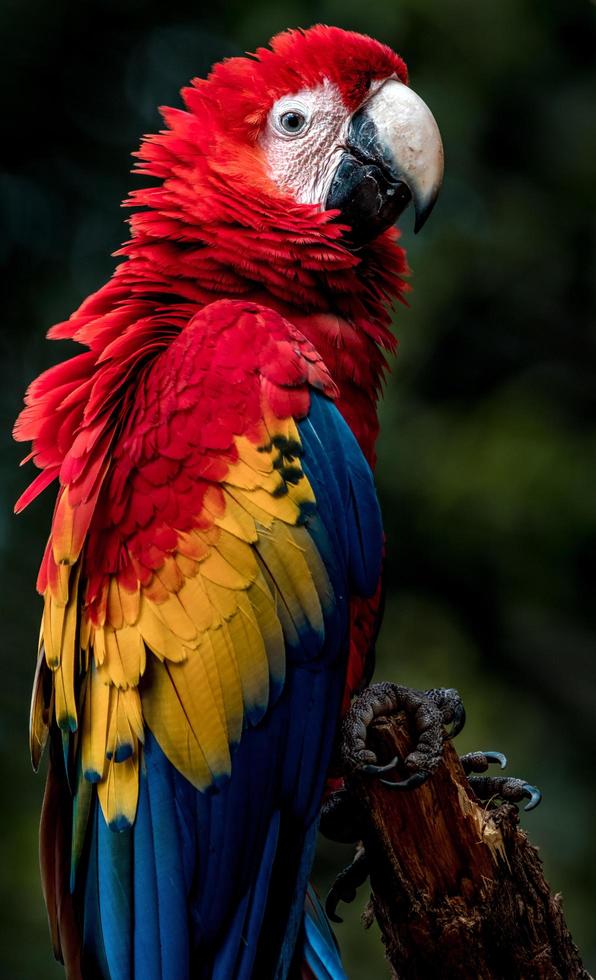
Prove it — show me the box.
[22,301,356,831]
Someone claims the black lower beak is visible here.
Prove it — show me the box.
[326,147,412,245]
[325,81,443,245]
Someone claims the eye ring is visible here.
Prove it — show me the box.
[276,109,309,137]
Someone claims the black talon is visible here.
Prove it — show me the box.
[447,703,466,739]
[360,755,399,776]
[380,771,429,790]
[325,847,369,924]
[460,749,508,775]
[522,783,542,812]
[341,682,452,793]
[325,889,344,925]
[424,687,466,739]
[467,774,542,812]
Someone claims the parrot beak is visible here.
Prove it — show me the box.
[326,79,444,243]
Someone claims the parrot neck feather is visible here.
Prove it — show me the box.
[36,99,411,468]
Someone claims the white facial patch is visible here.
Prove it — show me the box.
[260,80,351,207]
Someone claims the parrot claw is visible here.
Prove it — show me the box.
[460,749,508,775]
[521,783,542,812]
[379,771,428,790]
[424,687,466,738]
[340,682,465,792]
[467,774,543,812]
[325,845,369,925]
[360,755,399,776]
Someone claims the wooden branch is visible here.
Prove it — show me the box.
[345,711,591,980]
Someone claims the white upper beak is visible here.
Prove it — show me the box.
[365,78,444,232]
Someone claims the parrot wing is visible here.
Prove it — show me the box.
[18,298,383,978]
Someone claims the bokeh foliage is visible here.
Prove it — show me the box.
[1,0,595,976]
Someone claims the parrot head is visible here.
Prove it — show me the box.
[132,25,443,254]
[253,27,444,241]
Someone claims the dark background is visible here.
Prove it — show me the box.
[1,0,595,976]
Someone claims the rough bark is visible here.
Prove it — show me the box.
[345,711,591,980]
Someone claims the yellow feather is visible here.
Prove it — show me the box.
[267,523,326,635]
[151,592,198,643]
[202,578,239,621]
[214,529,259,580]
[43,590,66,669]
[292,525,335,612]
[262,410,292,445]
[119,582,141,627]
[80,611,91,652]
[176,529,210,562]
[105,688,138,764]
[107,578,124,630]
[177,574,216,632]
[179,637,239,764]
[199,546,255,591]
[143,573,170,604]
[55,561,70,607]
[93,625,106,666]
[141,655,216,790]
[154,555,185,594]
[214,491,258,544]
[201,628,244,746]
[193,629,229,738]
[288,474,316,508]
[232,486,302,525]
[286,417,301,446]
[54,566,80,730]
[224,605,269,717]
[137,597,188,663]
[97,749,139,830]
[254,527,319,639]
[29,641,51,771]
[120,687,144,743]
[98,625,146,688]
[81,665,110,782]
[224,456,281,493]
[98,628,126,688]
[246,579,285,685]
[175,552,198,579]
[235,434,276,475]
[51,487,77,565]
[225,487,277,527]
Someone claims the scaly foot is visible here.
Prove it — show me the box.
[340,682,465,789]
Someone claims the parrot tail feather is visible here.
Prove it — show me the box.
[299,884,347,980]
[40,734,83,979]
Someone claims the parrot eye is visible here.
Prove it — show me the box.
[275,108,309,137]
[279,110,306,134]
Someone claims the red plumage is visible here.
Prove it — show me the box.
[15,25,409,697]
[15,25,416,977]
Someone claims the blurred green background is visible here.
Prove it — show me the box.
[1,0,595,976]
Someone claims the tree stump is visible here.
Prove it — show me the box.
[345,711,590,980]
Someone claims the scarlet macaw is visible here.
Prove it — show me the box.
[15,25,443,979]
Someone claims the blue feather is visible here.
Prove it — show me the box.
[303,884,347,980]
[143,736,190,980]
[132,769,162,980]
[81,807,110,979]
[73,389,383,978]
[212,810,280,979]
[300,393,383,595]
[97,806,132,980]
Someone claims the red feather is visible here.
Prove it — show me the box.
[15,25,417,973]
